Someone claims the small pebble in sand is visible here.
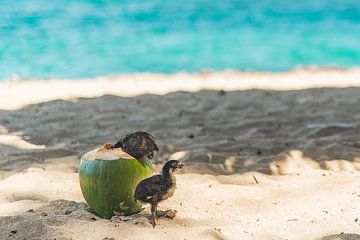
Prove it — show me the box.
[218,90,226,96]
[8,230,17,237]
[216,201,224,206]
[64,210,72,215]
[187,134,195,139]
[164,210,177,219]
[214,228,222,233]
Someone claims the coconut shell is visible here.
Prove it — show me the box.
[79,144,153,218]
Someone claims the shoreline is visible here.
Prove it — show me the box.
[1,68,360,110]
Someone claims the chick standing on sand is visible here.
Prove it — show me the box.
[134,160,184,227]
[113,131,159,159]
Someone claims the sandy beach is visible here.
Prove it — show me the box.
[1,69,360,239]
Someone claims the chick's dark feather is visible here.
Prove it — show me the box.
[114,131,159,159]
[134,175,171,202]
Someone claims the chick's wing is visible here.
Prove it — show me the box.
[134,175,164,201]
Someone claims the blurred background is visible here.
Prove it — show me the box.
[0,0,359,80]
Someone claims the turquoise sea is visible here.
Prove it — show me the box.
[0,0,359,80]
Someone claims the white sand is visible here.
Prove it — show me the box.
[1,169,360,239]
[1,69,360,239]
[1,68,360,110]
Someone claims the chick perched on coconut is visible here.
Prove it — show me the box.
[113,131,159,160]
[134,160,184,228]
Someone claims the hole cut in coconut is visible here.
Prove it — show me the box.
[82,144,135,161]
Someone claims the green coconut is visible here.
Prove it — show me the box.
[79,144,153,218]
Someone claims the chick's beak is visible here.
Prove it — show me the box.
[177,162,184,169]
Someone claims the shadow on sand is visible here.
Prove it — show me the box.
[1,88,360,176]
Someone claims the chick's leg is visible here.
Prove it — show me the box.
[150,199,159,228]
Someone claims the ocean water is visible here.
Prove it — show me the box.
[0,0,359,80]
